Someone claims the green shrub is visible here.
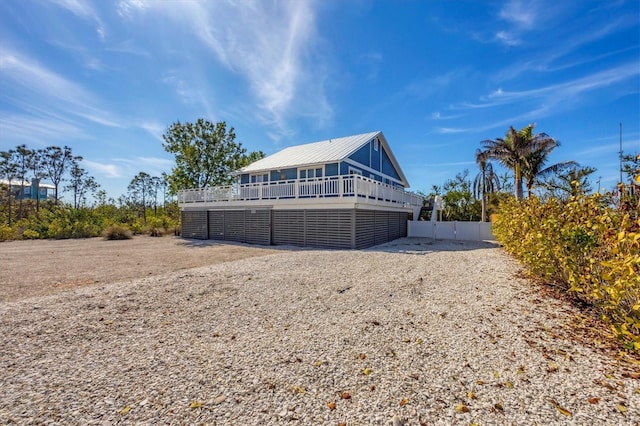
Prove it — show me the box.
[102,224,133,240]
[22,229,40,239]
[493,191,640,351]
[143,216,167,237]
[48,217,72,239]
[71,221,101,238]
[0,224,15,241]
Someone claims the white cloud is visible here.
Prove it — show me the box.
[494,16,639,81]
[436,106,551,135]
[575,133,640,159]
[105,156,174,179]
[162,71,198,106]
[490,88,504,98]
[485,62,639,103]
[83,159,122,178]
[430,111,462,120]
[48,0,107,41]
[124,1,332,140]
[82,156,173,182]
[449,62,639,116]
[0,47,121,128]
[47,39,107,72]
[117,0,148,18]
[139,121,166,142]
[106,40,151,57]
[114,156,173,170]
[499,0,537,29]
[494,31,521,46]
[0,115,84,146]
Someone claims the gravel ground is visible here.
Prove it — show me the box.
[1,238,638,425]
[0,236,282,302]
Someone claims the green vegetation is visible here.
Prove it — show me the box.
[479,124,574,200]
[426,123,640,352]
[0,142,181,241]
[477,125,640,352]
[493,185,640,351]
[423,170,512,222]
[473,150,501,222]
[0,198,181,242]
[162,119,264,193]
[0,119,265,241]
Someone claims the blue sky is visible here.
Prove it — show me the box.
[1,0,638,199]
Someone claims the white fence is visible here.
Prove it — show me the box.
[408,221,494,241]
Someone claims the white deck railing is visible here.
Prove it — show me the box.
[178,175,424,208]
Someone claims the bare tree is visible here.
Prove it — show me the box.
[0,150,18,226]
[14,145,32,220]
[27,149,46,213]
[128,172,154,223]
[65,160,99,209]
[42,146,76,203]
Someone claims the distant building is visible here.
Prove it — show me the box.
[178,131,424,249]
[0,178,55,201]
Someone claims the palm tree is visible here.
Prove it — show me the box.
[473,149,500,222]
[537,166,596,200]
[522,142,577,197]
[479,125,529,200]
[480,124,563,200]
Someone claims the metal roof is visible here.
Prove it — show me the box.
[0,179,55,189]
[240,131,381,173]
[239,131,410,186]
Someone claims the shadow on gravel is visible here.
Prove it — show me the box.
[369,237,500,254]
[176,236,499,253]
[175,238,292,252]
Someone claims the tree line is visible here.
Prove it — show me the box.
[0,143,180,240]
[426,123,637,222]
[0,119,264,240]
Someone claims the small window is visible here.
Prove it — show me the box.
[348,167,362,176]
[23,187,30,195]
[300,167,320,180]
[250,174,267,183]
[373,138,379,151]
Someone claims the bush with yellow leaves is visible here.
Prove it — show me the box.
[493,187,640,351]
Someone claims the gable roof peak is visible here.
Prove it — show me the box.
[239,130,409,187]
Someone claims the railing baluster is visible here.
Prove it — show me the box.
[177,175,425,207]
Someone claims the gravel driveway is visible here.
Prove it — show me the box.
[1,238,638,425]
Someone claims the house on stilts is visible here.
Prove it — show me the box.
[178,131,424,249]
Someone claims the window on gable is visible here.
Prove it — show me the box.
[373,138,379,151]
